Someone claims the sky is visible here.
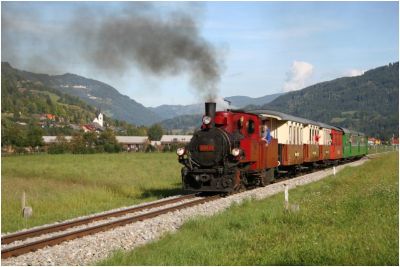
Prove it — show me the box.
[2,1,399,107]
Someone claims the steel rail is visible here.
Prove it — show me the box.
[2,194,197,245]
[1,195,220,259]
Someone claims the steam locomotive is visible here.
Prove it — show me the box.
[177,102,368,193]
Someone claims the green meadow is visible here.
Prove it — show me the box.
[99,152,398,265]
[1,153,182,233]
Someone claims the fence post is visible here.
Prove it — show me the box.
[284,184,289,211]
[21,191,32,228]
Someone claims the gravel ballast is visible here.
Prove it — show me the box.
[2,158,368,266]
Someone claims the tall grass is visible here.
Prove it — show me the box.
[2,153,182,233]
[99,152,398,265]
[368,145,397,154]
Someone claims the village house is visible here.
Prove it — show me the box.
[391,136,399,147]
[42,136,73,144]
[368,137,382,145]
[42,135,149,152]
[115,136,150,152]
[40,114,56,121]
[160,135,192,149]
[81,112,104,133]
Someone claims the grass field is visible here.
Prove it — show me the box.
[1,153,182,233]
[99,152,399,265]
[368,145,397,154]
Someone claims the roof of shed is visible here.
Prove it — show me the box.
[115,136,149,144]
[160,135,193,143]
[42,136,72,143]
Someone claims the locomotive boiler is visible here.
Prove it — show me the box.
[178,102,241,192]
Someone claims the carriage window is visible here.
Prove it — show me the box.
[300,129,303,144]
[247,119,255,134]
[297,128,300,144]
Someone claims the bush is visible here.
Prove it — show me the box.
[48,143,67,154]
[163,143,179,152]
[48,135,70,154]
[145,144,156,153]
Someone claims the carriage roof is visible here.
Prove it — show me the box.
[247,109,340,129]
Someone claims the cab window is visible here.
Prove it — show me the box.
[247,119,255,134]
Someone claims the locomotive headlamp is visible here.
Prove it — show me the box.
[202,116,212,125]
[176,147,185,156]
[231,148,241,157]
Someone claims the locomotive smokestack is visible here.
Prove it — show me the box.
[205,102,216,126]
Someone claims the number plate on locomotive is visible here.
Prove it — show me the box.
[199,145,215,152]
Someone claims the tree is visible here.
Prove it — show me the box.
[2,121,26,148]
[148,124,163,141]
[26,125,44,147]
[70,132,87,154]
[48,135,69,154]
[83,132,97,153]
[98,129,121,153]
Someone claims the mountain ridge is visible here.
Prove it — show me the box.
[2,62,162,126]
[255,62,399,139]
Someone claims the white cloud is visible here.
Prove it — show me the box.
[345,69,365,77]
[283,61,314,92]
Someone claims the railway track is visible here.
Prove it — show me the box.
[1,194,220,259]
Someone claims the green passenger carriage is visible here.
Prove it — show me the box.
[340,128,368,158]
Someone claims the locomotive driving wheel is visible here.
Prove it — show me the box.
[232,169,246,193]
[260,168,275,186]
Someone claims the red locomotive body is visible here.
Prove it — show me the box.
[214,111,278,171]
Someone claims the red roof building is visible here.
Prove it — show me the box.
[391,137,399,145]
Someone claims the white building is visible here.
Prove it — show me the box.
[93,112,103,127]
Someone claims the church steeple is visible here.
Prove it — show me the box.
[93,110,103,127]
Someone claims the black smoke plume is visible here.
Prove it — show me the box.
[71,4,222,100]
[2,3,223,101]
